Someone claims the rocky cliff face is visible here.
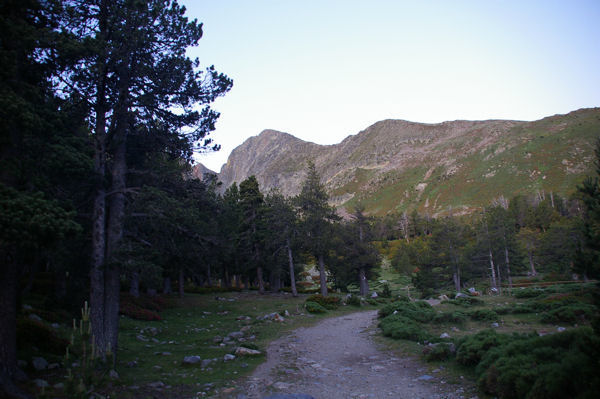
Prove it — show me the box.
[195,108,600,215]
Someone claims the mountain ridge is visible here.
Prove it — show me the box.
[193,108,600,215]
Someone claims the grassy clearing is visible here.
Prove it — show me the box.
[114,291,383,397]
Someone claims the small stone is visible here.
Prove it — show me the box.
[28,314,42,322]
[32,357,48,371]
[183,355,202,365]
[221,387,235,394]
[224,354,236,361]
[228,331,244,339]
[53,383,65,389]
[557,326,566,332]
[491,322,500,328]
[109,370,119,379]
[48,363,60,370]
[51,323,60,329]
[153,365,162,370]
[371,365,385,372]
[273,382,291,390]
[34,379,49,388]
[148,381,165,389]
[440,332,451,339]
[201,359,213,368]
[23,304,33,310]
[235,347,262,356]
[418,375,434,381]
[126,360,138,367]
[136,334,149,342]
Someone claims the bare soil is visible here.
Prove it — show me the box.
[238,310,477,399]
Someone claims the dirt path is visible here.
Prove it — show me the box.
[239,310,476,399]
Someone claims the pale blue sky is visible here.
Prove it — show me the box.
[182,0,600,172]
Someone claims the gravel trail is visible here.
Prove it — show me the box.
[241,310,475,399]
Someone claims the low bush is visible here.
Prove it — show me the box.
[379,314,431,342]
[433,311,468,325]
[305,301,327,313]
[455,329,516,367]
[380,283,392,298]
[445,296,484,307]
[16,318,70,355]
[346,294,362,307]
[468,309,500,322]
[306,294,340,310]
[119,301,162,321]
[423,343,454,362]
[394,295,411,303]
[476,327,600,399]
[367,298,379,306]
[378,301,435,322]
[540,303,595,324]
[513,288,546,298]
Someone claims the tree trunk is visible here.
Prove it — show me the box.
[206,264,212,286]
[243,275,250,290]
[163,277,172,294]
[104,267,120,362]
[359,267,369,296]
[0,260,18,386]
[270,270,281,292]
[90,129,107,358]
[318,254,328,296]
[287,239,298,297]
[223,265,231,288]
[453,270,461,293]
[178,268,185,298]
[528,250,537,276]
[489,248,497,289]
[129,270,140,297]
[257,266,265,294]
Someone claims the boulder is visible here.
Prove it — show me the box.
[440,332,451,339]
[228,331,244,339]
[235,347,262,356]
[183,355,202,365]
[32,357,48,371]
[455,293,468,298]
[223,354,236,361]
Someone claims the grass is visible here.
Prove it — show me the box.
[113,291,383,397]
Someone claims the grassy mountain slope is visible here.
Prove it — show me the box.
[197,108,600,215]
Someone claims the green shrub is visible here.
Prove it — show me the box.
[306,294,340,310]
[423,343,454,362]
[476,327,600,399]
[513,288,545,298]
[433,311,467,325]
[380,283,392,298]
[394,295,411,302]
[540,303,595,324]
[378,301,435,322]
[305,301,327,313]
[468,309,500,322]
[379,314,431,342]
[367,298,379,306]
[346,294,362,307]
[446,296,484,307]
[456,329,516,367]
[16,318,70,355]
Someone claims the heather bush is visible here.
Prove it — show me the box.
[379,314,432,342]
[456,329,517,367]
[346,294,362,307]
[476,327,600,399]
[468,309,500,322]
[445,296,484,307]
[423,343,454,362]
[433,311,468,325]
[307,294,341,309]
[540,303,595,324]
[305,301,327,313]
[378,301,435,322]
[16,318,70,355]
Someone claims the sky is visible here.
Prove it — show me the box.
[182,0,600,172]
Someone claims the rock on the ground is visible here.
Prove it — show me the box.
[32,357,48,371]
[183,355,202,365]
[148,381,165,389]
[109,370,119,380]
[34,379,49,388]
[224,354,236,361]
[235,347,262,356]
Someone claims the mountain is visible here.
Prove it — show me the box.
[196,108,600,216]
